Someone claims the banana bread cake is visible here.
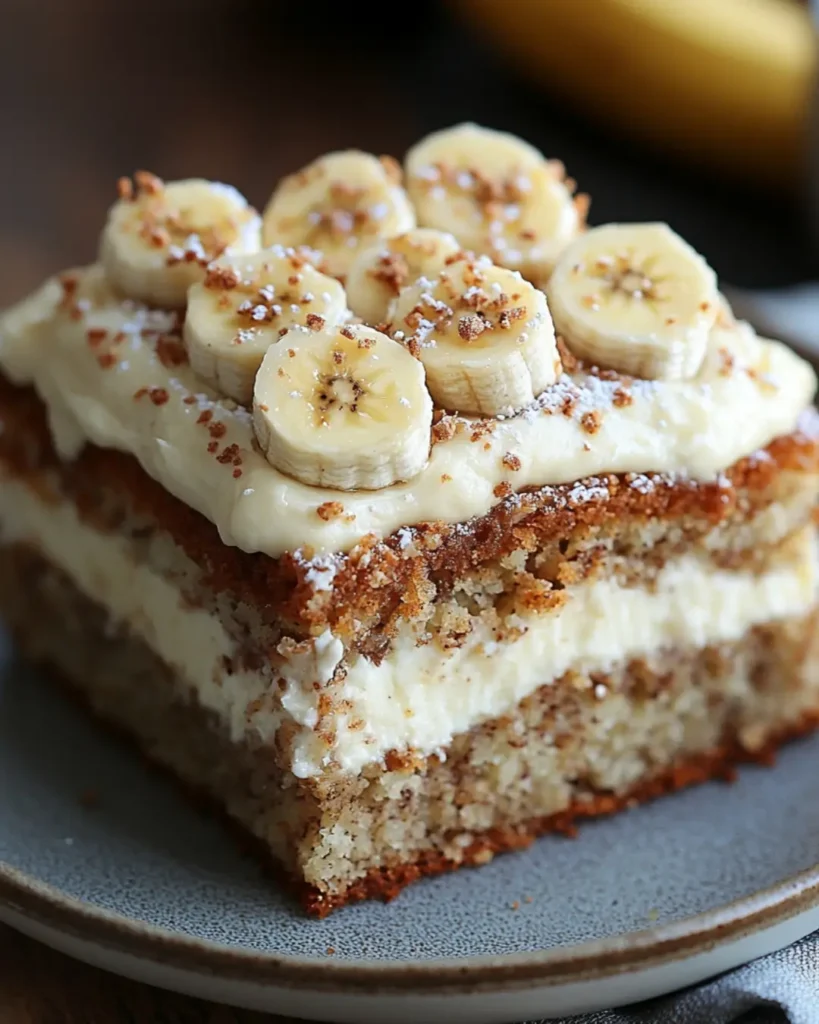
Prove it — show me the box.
[1,124,817,916]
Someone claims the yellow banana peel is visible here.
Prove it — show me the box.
[451,0,816,186]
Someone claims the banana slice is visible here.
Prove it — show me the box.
[183,247,348,404]
[405,123,582,285]
[389,254,559,416]
[346,228,462,325]
[99,173,262,307]
[547,222,719,380]
[253,323,432,490]
[261,151,416,280]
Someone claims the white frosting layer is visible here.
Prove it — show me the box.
[2,474,815,778]
[0,267,814,557]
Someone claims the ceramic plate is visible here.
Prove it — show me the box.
[3,636,819,1023]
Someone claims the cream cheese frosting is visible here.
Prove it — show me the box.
[0,265,814,557]
[1,473,815,778]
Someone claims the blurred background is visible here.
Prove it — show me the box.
[1,0,817,308]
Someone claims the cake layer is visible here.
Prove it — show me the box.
[3,542,818,914]
[0,266,814,556]
[1,461,816,778]
[3,374,819,651]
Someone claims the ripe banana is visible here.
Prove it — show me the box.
[389,254,559,415]
[261,151,416,280]
[253,323,433,490]
[346,228,462,325]
[183,247,347,404]
[99,173,262,307]
[547,223,719,380]
[405,123,583,285]
[451,0,815,186]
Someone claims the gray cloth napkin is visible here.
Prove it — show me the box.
[526,930,819,1023]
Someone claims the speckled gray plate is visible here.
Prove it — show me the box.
[4,635,819,1023]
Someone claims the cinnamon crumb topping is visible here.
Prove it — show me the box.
[317,501,345,521]
[306,313,325,331]
[86,328,107,347]
[217,443,240,464]
[458,313,487,341]
[148,387,169,406]
[156,336,188,368]
[208,421,227,439]
[581,410,602,435]
[493,481,512,498]
[197,410,213,424]
[470,420,494,443]
[612,387,632,408]
[204,265,241,290]
[370,252,410,295]
[432,418,457,444]
[96,352,116,369]
[497,306,526,329]
[502,452,522,471]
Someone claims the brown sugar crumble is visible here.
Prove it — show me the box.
[306,313,326,331]
[612,387,633,408]
[86,328,107,348]
[502,452,522,471]
[370,252,411,295]
[493,481,513,499]
[217,443,241,465]
[432,418,457,444]
[317,501,345,522]
[581,410,602,435]
[156,336,189,368]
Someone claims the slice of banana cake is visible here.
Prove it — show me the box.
[1,124,817,916]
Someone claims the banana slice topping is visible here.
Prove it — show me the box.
[547,223,719,380]
[253,323,432,490]
[262,151,415,280]
[346,228,462,325]
[183,247,347,404]
[390,255,560,416]
[405,123,582,285]
[100,173,262,307]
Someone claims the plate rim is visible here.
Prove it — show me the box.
[2,854,819,994]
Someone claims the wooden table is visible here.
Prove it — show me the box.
[0,924,290,1023]
[0,0,812,1019]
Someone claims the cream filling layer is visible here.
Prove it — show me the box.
[1,476,816,778]
[0,267,814,557]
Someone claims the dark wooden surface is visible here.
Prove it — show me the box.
[0,0,815,1019]
[0,925,290,1023]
